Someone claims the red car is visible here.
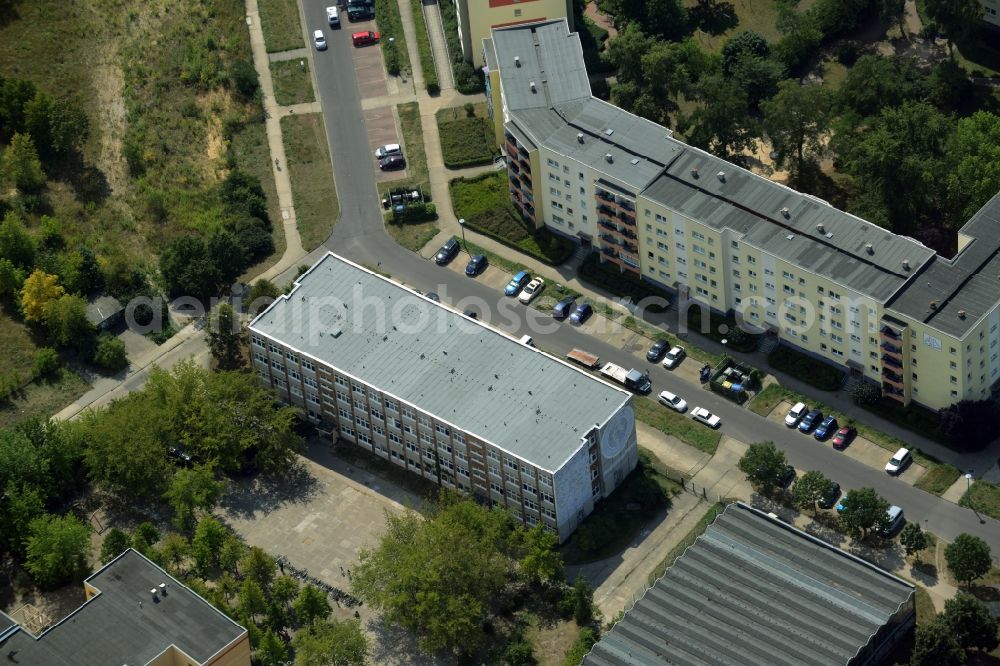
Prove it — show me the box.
[352,30,380,46]
[831,426,856,450]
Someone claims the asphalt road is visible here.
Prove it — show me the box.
[300,10,1000,555]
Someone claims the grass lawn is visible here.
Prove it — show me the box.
[258,0,305,52]
[767,346,843,391]
[386,220,439,252]
[683,0,784,52]
[960,480,1000,521]
[647,501,725,585]
[281,113,339,251]
[269,59,315,106]
[633,396,721,455]
[436,104,498,168]
[0,367,90,429]
[451,173,576,265]
[913,463,961,496]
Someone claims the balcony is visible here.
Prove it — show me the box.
[509,174,521,190]
[518,156,531,173]
[881,354,902,369]
[882,383,905,402]
[508,159,520,174]
[880,325,902,341]
[880,341,902,356]
[881,368,904,385]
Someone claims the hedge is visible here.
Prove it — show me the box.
[438,116,497,168]
[409,0,439,94]
[438,0,485,93]
[578,253,670,312]
[374,0,410,77]
[767,345,844,391]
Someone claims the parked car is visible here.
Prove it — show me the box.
[552,297,576,320]
[885,447,912,475]
[662,346,686,369]
[351,30,379,46]
[313,29,328,50]
[818,482,841,509]
[326,6,340,27]
[504,271,531,296]
[831,426,856,450]
[875,505,906,537]
[569,303,593,325]
[797,409,823,433]
[463,309,478,319]
[657,390,687,413]
[646,339,669,362]
[424,292,440,302]
[465,254,487,276]
[813,415,838,441]
[784,402,807,427]
[375,143,402,159]
[378,155,405,170]
[434,238,459,265]
[518,277,545,304]
[347,4,373,20]
[691,406,721,429]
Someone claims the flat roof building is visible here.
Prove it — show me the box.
[0,548,250,665]
[454,0,573,67]
[583,503,916,665]
[248,252,638,541]
[484,19,1000,411]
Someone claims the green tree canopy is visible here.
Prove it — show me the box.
[944,533,992,586]
[92,333,128,372]
[208,303,245,370]
[292,618,369,666]
[2,132,45,191]
[762,80,830,181]
[24,513,92,588]
[899,523,929,561]
[790,470,835,514]
[925,0,983,55]
[911,617,966,666]
[838,487,890,538]
[44,294,94,350]
[737,441,788,495]
[942,592,999,652]
[0,211,36,270]
[164,464,223,532]
[945,112,1000,224]
[294,585,332,626]
[684,74,758,161]
[256,629,288,666]
[100,527,132,564]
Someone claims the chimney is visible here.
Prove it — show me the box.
[958,309,967,319]
[605,153,613,163]
[780,207,790,219]
[514,56,521,67]
[816,223,825,234]
[159,583,168,596]
[930,300,938,309]
[902,258,911,271]
[865,243,874,255]
[529,81,536,93]
[716,171,726,182]
[150,588,159,601]
[690,167,699,178]
[577,133,584,143]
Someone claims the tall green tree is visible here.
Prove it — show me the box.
[44,294,94,350]
[294,585,332,626]
[685,74,758,161]
[942,592,999,652]
[945,112,1000,223]
[790,470,835,514]
[100,527,132,563]
[292,618,369,666]
[0,211,36,269]
[838,488,890,538]
[164,464,223,532]
[911,617,966,666]
[0,258,24,304]
[192,515,229,575]
[761,80,830,182]
[737,441,788,496]
[24,513,92,588]
[208,303,245,370]
[571,575,595,626]
[944,533,992,587]
[925,0,983,56]
[2,132,45,191]
[242,546,278,592]
[518,523,563,585]
[900,523,929,562]
[257,629,288,666]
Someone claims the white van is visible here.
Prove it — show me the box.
[375,143,402,159]
[326,6,340,27]
[876,505,905,537]
[518,334,535,347]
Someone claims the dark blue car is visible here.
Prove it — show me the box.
[569,303,593,325]
[798,409,823,433]
[504,271,531,296]
[553,297,576,320]
[813,415,838,441]
[465,254,487,276]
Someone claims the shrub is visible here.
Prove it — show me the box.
[32,347,61,378]
[391,202,437,223]
[938,400,1000,452]
[767,346,843,391]
[92,333,128,372]
[229,60,259,100]
[852,381,882,406]
[578,252,670,311]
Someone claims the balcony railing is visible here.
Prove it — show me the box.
[881,354,902,369]
[881,368,903,385]
[880,342,902,355]
[880,325,902,341]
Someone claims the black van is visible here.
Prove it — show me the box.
[435,238,460,265]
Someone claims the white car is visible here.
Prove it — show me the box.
[662,346,685,369]
[375,143,402,159]
[657,390,687,413]
[326,5,340,26]
[784,401,807,427]
[885,447,911,475]
[518,277,545,304]
[691,406,721,429]
[313,29,327,50]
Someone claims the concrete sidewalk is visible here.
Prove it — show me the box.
[395,0,425,90]
[421,0,455,90]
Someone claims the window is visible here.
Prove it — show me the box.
[302,359,315,371]
[285,351,298,363]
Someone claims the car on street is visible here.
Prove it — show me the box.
[518,277,545,304]
[662,346,685,369]
[434,238,459,265]
[831,426,856,450]
[657,390,687,413]
[378,155,405,170]
[569,303,592,325]
[313,29,328,50]
[424,292,440,302]
[784,402,807,427]
[504,271,531,296]
[875,505,906,537]
[375,143,402,159]
[798,409,823,433]
[813,415,838,441]
[326,6,340,27]
[552,297,576,320]
[646,339,669,362]
[885,447,912,475]
[463,309,478,319]
[691,406,721,429]
[818,482,841,509]
[465,254,487,276]
[351,30,379,46]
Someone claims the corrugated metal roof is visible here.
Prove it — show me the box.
[584,503,914,666]
[886,193,1000,338]
[249,253,630,471]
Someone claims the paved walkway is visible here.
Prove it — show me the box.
[268,47,310,62]
[420,0,455,90]
[395,0,425,90]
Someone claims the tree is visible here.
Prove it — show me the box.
[900,523,929,562]
[292,618,369,666]
[294,585,332,626]
[32,347,61,378]
[945,533,992,586]
[0,485,45,559]
[206,227,247,285]
[21,270,64,324]
[851,381,881,406]
[838,487,890,538]
[762,79,830,181]
[0,258,24,304]
[938,400,1000,452]
[721,31,769,75]
[24,513,92,588]
[2,132,45,191]
[242,546,277,592]
[518,523,563,585]
[192,515,229,575]
[911,617,966,666]
[945,112,1000,224]
[0,211,36,269]
[925,0,983,56]
[238,578,267,621]
[684,74,758,161]
[44,294,94,350]
[0,77,37,137]
[504,636,536,666]
[160,533,190,573]
[92,333,128,371]
[942,592,1000,652]
[835,54,927,119]
[164,464,223,531]
[257,629,288,666]
[773,5,822,70]
[571,575,595,626]
[247,279,281,315]
[877,0,905,31]
[220,533,248,576]
[790,470,835,514]
[208,303,244,370]
[100,527,132,563]
[737,441,788,495]
[642,0,689,41]
[272,575,300,610]
[159,235,220,300]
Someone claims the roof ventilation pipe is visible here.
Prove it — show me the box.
[514,56,521,67]
[529,81,536,93]
[690,167,699,178]
[716,171,726,182]
[816,223,825,234]
[930,300,938,309]
[577,133,584,143]
[865,243,874,255]
[958,309,967,319]
[902,259,911,271]
[780,207,790,219]
[605,153,613,163]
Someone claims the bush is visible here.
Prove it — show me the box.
[375,0,409,76]
[92,333,128,372]
[938,400,1000,452]
[391,202,437,223]
[767,346,843,391]
[578,252,670,311]
[438,117,497,168]
[852,380,882,406]
[409,0,439,95]
[32,347,61,378]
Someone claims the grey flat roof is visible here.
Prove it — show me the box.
[886,193,1000,338]
[584,503,914,666]
[490,20,591,111]
[0,549,245,665]
[249,253,630,471]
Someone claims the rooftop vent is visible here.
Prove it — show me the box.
[786,234,795,241]
[605,153,613,163]
[717,171,726,182]
[529,81,536,93]
[930,300,938,309]
[816,223,826,234]
[690,167,699,178]
[865,243,874,255]
[604,128,614,136]
[630,158,640,165]
[159,583,167,596]
[150,588,159,600]
[576,132,584,143]
[958,309,967,319]
[902,259,911,271]
[780,207,790,219]
[514,56,521,67]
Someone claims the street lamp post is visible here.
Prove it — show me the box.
[966,470,974,493]
[459,218,467,254]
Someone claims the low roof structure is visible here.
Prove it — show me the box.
[583,503,915,666]
[85,294,124,328]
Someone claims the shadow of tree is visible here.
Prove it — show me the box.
[47,151,112,205]
[846,539,905,572]
[218,459,321,519]
[0,0,22,29]
[909,561,939,586]
[689,0,737,36]
[365,615,441,666]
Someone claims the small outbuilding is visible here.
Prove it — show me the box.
[86,295,124,331]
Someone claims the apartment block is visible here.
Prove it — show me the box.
[483,19,1000,411]
[454,0,572,67]
[248,253,638,542]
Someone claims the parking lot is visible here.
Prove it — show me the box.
[363,106,404,183]
[349,18,388,100]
